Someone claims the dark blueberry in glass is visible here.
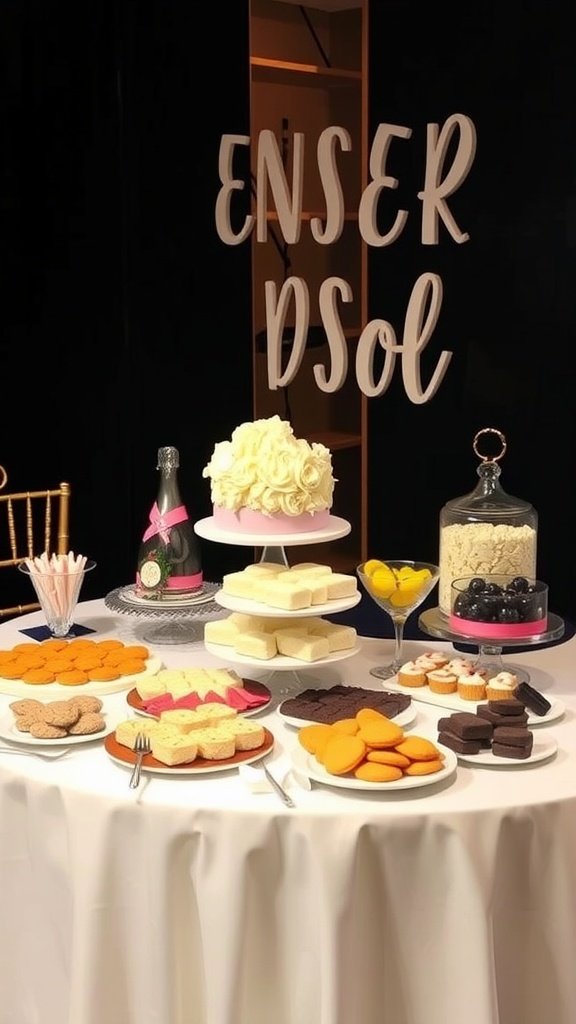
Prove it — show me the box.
[508,576,530,594]
[468,578,486,595]
[483,582,503,597]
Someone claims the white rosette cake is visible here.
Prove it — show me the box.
[202,416,335,533]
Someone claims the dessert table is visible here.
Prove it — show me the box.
[1,599,575,1024]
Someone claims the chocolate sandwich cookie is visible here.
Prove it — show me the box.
[492,742,533,760]
[492,725,533,752]
[437,730,481,754]
[487,698,525,716]
[437,712,493,740]
[476,706,529,727]
[515,681,551,717]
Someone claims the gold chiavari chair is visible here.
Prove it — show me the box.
[0,464,71,620]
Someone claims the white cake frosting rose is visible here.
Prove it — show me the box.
[202,416,335,533]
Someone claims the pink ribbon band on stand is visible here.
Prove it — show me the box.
[142,503,189,543]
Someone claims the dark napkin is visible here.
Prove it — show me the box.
[19,623,97,641]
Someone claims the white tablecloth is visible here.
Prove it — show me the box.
[0,600,575,1024]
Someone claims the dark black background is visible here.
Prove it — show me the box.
[1,1,574,624]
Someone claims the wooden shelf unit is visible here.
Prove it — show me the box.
[249,0,368,573]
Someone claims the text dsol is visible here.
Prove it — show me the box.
[215,114,477,402]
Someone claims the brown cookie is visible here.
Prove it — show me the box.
[68,712,105,735]
[69,695,103,714]
[28,721,68,739]
[9,699,44,716]
[42,701,81,729]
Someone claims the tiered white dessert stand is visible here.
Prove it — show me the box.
[194,514,361,695]
[418,606,565,684]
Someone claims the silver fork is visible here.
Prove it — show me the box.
[129,733,151,789]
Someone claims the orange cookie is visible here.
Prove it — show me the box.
[404,759,444,776]
[65,639,97,653]
[39,639,69,652]
[43,657,75,673]
[87,667,121,682]
[21,668,56,685]
[118,659,147,675]
[95,639,124,652]
[115,644,149,661]
[395,736,443,762]
[298,723,334,755]
[332,717,359,736]
[16,654,49,671]
[366,749,411,768]
[0,662,27,679]
[355,707,392,727]
[357,719,405,749]
[56,669,89,686]
[0,651,17,665]
[12,643,41,654]
[354,761,403,783]
[73,654,106,671]
[323,734,367,776]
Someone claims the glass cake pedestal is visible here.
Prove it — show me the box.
[104,582,224,644]
[418,606,565,683]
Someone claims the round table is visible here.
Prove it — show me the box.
[0,599,575,1024]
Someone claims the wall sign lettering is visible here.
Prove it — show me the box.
[215,114,477,404]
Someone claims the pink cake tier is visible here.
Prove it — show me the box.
[448,614,548,639]
[212,505,331,535]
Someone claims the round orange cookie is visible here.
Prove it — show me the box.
[115,645,150,661]
[43,657,76,674]
[12,643,41,655]
[39,638,69,652]
[73,654,106,671]
[0,651,17,665]
[357,719,405,749]
[404,759,444,776]
[355,708,392,727]
[332,718,359,736]
[354,762,403,783]
[118,659,147,675]
[0,662,29,679]
[95,639,124,652]
[56,669,89,686]
[65,639,97,654]
[21,668,56,685]
[298,723,335,756]
[87,667,121,682]
[366,749,411,768]
[322,734,366,776]
[395,736,442,762]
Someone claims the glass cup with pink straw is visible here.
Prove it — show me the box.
[18,551,96,637]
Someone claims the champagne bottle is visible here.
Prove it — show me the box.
[136,446,203,598]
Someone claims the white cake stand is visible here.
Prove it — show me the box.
[194,515,351,567]
[195,514,355,695]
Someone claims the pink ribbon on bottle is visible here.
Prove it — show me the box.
[142,503,189,543]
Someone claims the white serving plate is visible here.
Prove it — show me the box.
[455,736,558,768]
[377,677,565,727]
[204,640,361,671]
[0,707,125,748]
[0,656,163,699]
[214,588,361,618]
[278,702,417,730]
[290,742,457,792]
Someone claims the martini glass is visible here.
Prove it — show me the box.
[357,559,440,680]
